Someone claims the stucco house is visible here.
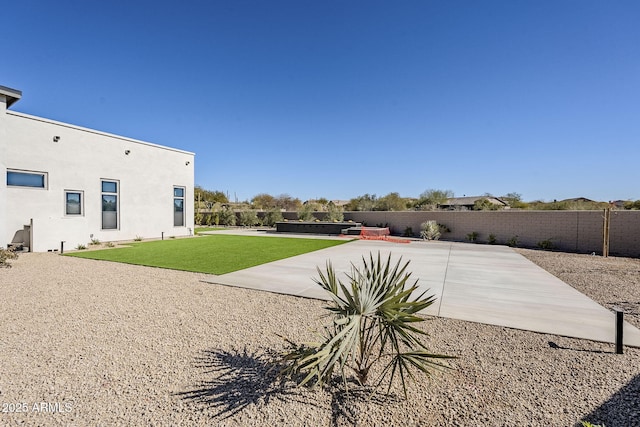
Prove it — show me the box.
[1,85,195,252]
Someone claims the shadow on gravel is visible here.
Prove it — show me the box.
[326,382,402,427]
[547,341,611,354]
[176,348,401,426]
[578,374,640,427]
[176,348,311,420]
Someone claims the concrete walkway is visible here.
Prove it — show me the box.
[201,230,640,348]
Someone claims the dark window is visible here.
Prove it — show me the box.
[102,180,119,229]
[174,186,185,227]
[7,170,47,188]
[65,191,83,215]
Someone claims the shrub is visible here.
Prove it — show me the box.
[403,226,414,237]
[105,242,115,248]
[466,231,479,243]
[0,247,19,268]
[239,210,259,227]
[219,207,236,226]
[420,221,441,241]
[537,238,554,250]
[134,236,143,242]
[90,238,101,245]
[297,204,316,221]
[194,211,204,226]
[262,209,284,227]
[488,234,497,245]
[76,244,87,250]
[507,235,519,247]
[325,203,344,222]
[278,252,454,397]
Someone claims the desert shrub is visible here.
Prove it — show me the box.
[76,244,87,250]
[403,226,414,237]
[421,221,443,241]
[262,209,284,227]
[507,235,519,247]
[278,252,454,397]
[0,247,19,268]
[239,210,259,227]
[194,211,204,226]
[134,236,143,241]
[488,234,497,245]
[325,203,344,222]
[105,242,115,248]
[219,207,236,226]
[466,231,479,243]
[537,238,554,250]
[297,204,316,221]
[90,238,101,245]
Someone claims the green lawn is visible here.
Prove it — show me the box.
[66,234,350,274]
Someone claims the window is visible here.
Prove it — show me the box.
[65,191,83,216]
[102,180,119,230]
[7,169,47,188]
[174,186,185,227]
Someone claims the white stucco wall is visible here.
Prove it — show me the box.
[0,96,8,250]
[2,110,195,252]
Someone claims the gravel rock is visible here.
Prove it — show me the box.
[0,251,638,426]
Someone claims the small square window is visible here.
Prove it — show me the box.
[65,191,83,216]
[174,187,185,198]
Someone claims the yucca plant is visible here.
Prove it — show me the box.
[279,252,454,397]
[420,220,441,241]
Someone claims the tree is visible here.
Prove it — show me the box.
[252,193,276,210]
[297,203,316,221]
[275,194,302,211]
[219,207,236,226]
[375,192,409,211]
[325,202,344,222]
[473,198,501,211]
[262,208,284,227]
[415,189,454,210]
[195,186,229,206]
[501,192,528,209]
[346,194,377,211]
[239,210,259,227]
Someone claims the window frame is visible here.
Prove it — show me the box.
[64,190,84,216]
[6,169,48,189]
[173,186,186,227]
[101,179,120,230]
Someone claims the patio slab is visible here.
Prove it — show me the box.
[201,231,640,348]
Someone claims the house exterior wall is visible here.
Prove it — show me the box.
[0,96,8,250]
[2,107,194,252]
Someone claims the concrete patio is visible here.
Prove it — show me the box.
[202,230,640,348]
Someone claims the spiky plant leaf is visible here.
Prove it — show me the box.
[278,251,455,397]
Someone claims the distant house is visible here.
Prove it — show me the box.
[439,196,508,210]
[1,85,195,252]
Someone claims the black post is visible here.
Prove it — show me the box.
[615,309,624,355]
[161,232,164,241]
[60,241,65,254]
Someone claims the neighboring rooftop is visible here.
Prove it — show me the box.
[0,85,22,108]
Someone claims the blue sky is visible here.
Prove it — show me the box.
[4,1,639,202]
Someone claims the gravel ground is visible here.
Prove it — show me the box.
[0,250,638,426]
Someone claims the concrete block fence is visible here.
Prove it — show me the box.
[281,210,640,257]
